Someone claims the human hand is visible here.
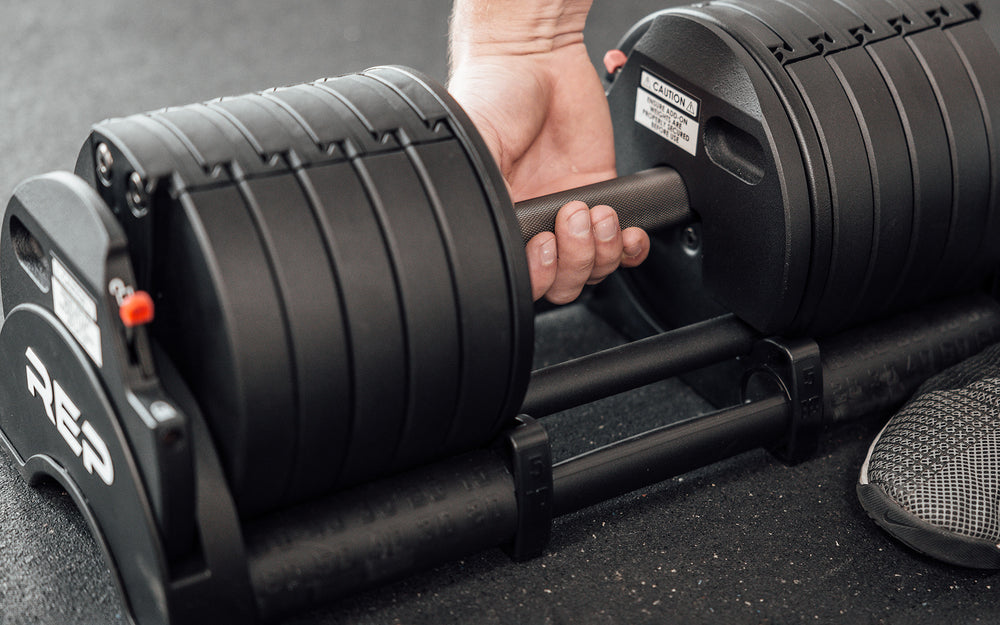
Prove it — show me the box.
[448,0,650,303]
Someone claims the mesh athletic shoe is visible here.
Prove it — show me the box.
[858,342,1000,568]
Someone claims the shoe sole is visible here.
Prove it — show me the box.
[858,428,1000,569]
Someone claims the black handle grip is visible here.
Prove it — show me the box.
[513,167,693,244]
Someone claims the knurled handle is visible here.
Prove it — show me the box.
[513,167,693,244]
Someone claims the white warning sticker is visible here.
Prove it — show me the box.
[635,71,701,157]
[52,257,103,368]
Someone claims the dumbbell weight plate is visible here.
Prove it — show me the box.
[615,7,820,334]
[294,159,409,492]
[335,149,461,487]
[785,55,875,335]
[947,19,1000,288]
[362,66,534,451]
[206,92,369,502]
[400,139,516,460]
[131,108,305,516]
[172,98,357,507]
[157,183,299,517]
[325,74,474,472]
[864,35,952,313]
[824,45,914,324]
[903,26,991,300]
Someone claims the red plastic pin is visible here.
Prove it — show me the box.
[119,291,155,327]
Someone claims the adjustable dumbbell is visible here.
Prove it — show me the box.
[2,0,1000,623]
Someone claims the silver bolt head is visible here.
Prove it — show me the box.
[96,143,114,187]
[126,172,150,217]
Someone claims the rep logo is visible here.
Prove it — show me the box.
[25,347,114,485]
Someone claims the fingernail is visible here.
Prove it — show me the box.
[624,243,642,258]
[595,217,617,242]
[540,238,557,266]
[569,209,591,236]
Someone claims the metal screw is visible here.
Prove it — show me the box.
[682,225,702,256]
[126,172,150,217]
[96,143,114,187]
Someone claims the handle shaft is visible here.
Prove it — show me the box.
[513,167,693,244]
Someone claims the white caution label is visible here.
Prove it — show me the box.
[640,71,699,117]
[52,257,103,368]
[635,71,701,157]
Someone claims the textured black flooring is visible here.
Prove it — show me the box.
[2,2,1000,624]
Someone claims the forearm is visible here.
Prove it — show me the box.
[449,0,593,61]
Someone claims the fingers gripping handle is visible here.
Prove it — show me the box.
[513,167,694,244]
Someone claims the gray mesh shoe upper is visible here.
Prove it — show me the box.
[865,380,1000,541]
[860,342,1000,561]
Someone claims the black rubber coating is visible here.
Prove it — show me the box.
[206,94,328,165]
[865,36,952,313]
[152,106,275,178]
[514,167,693,244]
[865,0,936,33]
[238,173,350,505]
[825,45,914,323]
[789,0,872,46]
[619,5,818,333]
[905,28,991,300]
[167,185,298,517]
[699,3,836,336]
[776,0,855,54]
[713,0,819,61]
[180,96,355,506]
[387,66,534,447]
[786,55,875,335]
[408,139,515,457]
[829,0,900,43]
[344,151,460,484]
[361,66,522,455]
[263,84,373,156]
[297,161,406,492]
[947,20,1000,289]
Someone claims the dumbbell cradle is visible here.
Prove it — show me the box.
[2,0,1000,623]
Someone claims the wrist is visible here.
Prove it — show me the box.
[450,0,592,60]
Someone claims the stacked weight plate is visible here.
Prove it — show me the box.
[75,67,533,517]
[610,0,1000,337]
